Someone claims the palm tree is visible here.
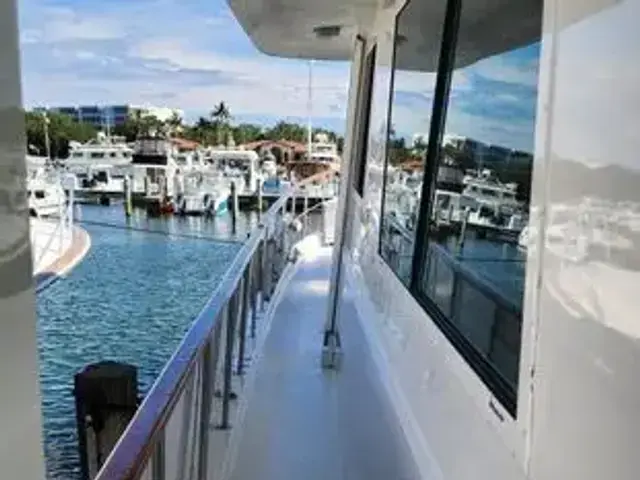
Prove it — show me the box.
[210,102,231,145]
[166,111,183,135]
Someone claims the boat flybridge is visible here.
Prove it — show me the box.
[3,0,640,479]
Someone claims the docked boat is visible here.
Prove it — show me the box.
[130,134,178,199]
[63,133,133,202]
[26,167,67,218]
[173,171,229,216]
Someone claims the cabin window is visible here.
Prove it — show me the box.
[90,152,105,159]
[412,0,541,415]
[378,0,448,285]
[353,44,376,196]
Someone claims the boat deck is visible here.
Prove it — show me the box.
[225,246,419,480]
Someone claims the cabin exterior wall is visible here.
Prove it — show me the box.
[339,0,539,478]
[338,0,640,479]
[528,1,640,479]
[340,9,528,480]
[0,0,46,477]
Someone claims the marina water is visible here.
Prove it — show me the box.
[37,205,257,479]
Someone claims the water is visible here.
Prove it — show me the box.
[36,205,259,479]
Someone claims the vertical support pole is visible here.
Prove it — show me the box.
[237,267,251,374]
[257,178,263,218]
[258,235,266,310]
[304,190,309,233]
[152,434,165,480]
[457,207,470,253]
[262,232,272,302]
[231,181,237,234]
[250,256,258,338]
[197,338,213,480]
[218,292,238,430]
[124,175,132,218]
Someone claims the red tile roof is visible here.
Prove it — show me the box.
[170,137,200,150]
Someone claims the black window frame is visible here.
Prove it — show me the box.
[373,0,541,417]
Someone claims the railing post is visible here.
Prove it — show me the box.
[258,236,266,310]
[250,255,258,338]
[218,292,238,430]
[237,268,250,375]
[176,370,195,480]
[152,433,165,480]
[263,232,272,302]
[197,338,213,480]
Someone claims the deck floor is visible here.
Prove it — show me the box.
[228,246,419,480]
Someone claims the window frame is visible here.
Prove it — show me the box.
[352,44,378,196]
[374,0,539,417]
[376,1,409,284]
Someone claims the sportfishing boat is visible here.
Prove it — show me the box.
[3,0,640,479]
[26,167,67,218]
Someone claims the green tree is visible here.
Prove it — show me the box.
[25,111,97,158]
[210,102,231,145]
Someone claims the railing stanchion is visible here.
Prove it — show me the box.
[151,433,166,480]
[237,268,250,375]
[219,291,238,429]
[258,237,266,311]
[197,338,214,480]
[250,256,258,338]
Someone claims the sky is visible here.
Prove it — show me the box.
[17,0,554,155]
[17,0,352,133]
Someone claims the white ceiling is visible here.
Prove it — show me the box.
[228,0,379,61]
[228,0,619,69]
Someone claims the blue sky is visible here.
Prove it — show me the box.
[18,0,541,149]
[391,43,541,153]
[18,0,351,132]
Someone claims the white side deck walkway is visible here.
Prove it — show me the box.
[227,246,419,480]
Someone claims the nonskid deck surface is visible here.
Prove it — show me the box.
[228,246,419,480]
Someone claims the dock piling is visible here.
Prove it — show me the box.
[231,181,238,234]
[74,361,138,480]
[123,175,132,218]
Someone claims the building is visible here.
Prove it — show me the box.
[33,104,184,129]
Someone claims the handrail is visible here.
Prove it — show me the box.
[95,183,335,480]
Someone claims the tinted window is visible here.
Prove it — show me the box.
[378,0,448,285]
[417,3,541,414]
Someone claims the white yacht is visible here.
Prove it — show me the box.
[173,171,229,216]
[26,167,67,218]
[129,135,179,198]
[4,0,640,480]
[308,132,341,163]
[206,147,261,193]
[65,133,133,198]
[65,132,133,173]
[461,168,521,212]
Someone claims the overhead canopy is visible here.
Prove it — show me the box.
[227,0,379,61]
[228,0,620,70]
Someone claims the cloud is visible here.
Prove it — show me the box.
[19,0,351,129]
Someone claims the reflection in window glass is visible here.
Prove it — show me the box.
[419,12,541,412]
[379,0,448,285]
